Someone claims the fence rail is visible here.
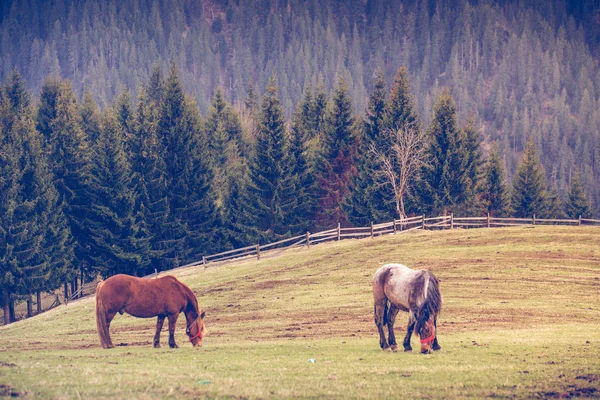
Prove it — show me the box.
[176,213,600,270]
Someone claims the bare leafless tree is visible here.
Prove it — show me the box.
[369,123,428,219]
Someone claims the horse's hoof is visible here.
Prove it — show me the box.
[169,344,179,349]
[390,345,398,352]
[383,346,392,352]
[154,344,161,348]
[404,347,412,352]
[433,345,441,351]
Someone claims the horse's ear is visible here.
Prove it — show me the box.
[200,311,206,319]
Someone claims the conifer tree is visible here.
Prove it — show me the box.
[511,138,548,218]
[87,110,149,276]
[237,80,295,243]
[132,88,174,273]
[0,90,23,323]
[288,102,316,234]
[315,78,357,229]
[1,77,71,322]
[565,172,591,218]
[419,89,467,215]
[482,143,510,217]
[79,88,102,143]
[459,116,484,215]
[159,65,216,263]
[47,81,94,282]
[36,77,61,142]
[115,88,135,151]
[346,71,389,225]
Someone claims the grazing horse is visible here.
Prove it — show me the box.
[373,264,442,354]
[95,274,206,349]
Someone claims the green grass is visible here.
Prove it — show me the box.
[1,226,599,399]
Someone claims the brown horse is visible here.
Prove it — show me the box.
[95,274,206,349]
[373,264,442,354]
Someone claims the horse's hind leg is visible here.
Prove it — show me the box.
[167,314,179,348]
[154,315,165,348]
[374,300,390,351]
[386,304,400,352]
[403,315,415,352]
[432,316,441,351]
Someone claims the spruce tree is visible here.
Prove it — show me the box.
[288,102,316,234]
[315,78,357,229]
[132,89,175,274]
[36,77,62,142]
[87,110,149,277]
[419,89,467,215]
[1,78,71,322]
[0,90,23,323]
[482,143,510,217]
[237,80,295,243]
[346,71,389,225]
[511,138,548,218]
[565,172,591,218]
[159,65,216,263]
[79,88,102,143]
[47,81,94,282]
[459,116,484,215]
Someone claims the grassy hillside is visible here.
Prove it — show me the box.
[1,226,599,399]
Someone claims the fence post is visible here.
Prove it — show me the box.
[370,221,374,238]
[533,214,536,225]
[393,219,397,234]
[487,213,490,228]
[578,215,582,226]
[450,214,454,229]
[202,256,207,271]
[256,244,261,260]
[337,222,341,241]
[422,215,426,230]
[306,231,311,248]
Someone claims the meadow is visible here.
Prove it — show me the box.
[1,226,599,399]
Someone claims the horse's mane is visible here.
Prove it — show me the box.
[177,278,200,315]
[158,275,200,314]
[414,271,442,334]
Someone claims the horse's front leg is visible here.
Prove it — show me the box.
[374,301,389,351]
[386,304,400,352]
[167,314,179,348]
[154,315,165,348]
[403,315,415,352]
[432,316,441,351]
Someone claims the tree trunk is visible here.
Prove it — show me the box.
[9,296,15,322]
[27,297,32,318]
[3,291,10,325]
[71,279,77,300]
[36,290,42,314]
[64,281,69,302]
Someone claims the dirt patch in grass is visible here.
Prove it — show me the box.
[0,384,23,397]
[540,386,598,398]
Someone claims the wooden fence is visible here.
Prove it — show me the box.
[177,214,600,271]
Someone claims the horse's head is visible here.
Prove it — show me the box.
[418,318,435,354]
[186,311,206,347]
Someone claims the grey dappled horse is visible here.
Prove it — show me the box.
[373,264,442,353]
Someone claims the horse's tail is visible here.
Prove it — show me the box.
[415,271,443,333]
[95,281,112,349]
[373,300,389,325]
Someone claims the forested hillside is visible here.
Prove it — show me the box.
[1,0,600,203]
[1,0,600,322]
